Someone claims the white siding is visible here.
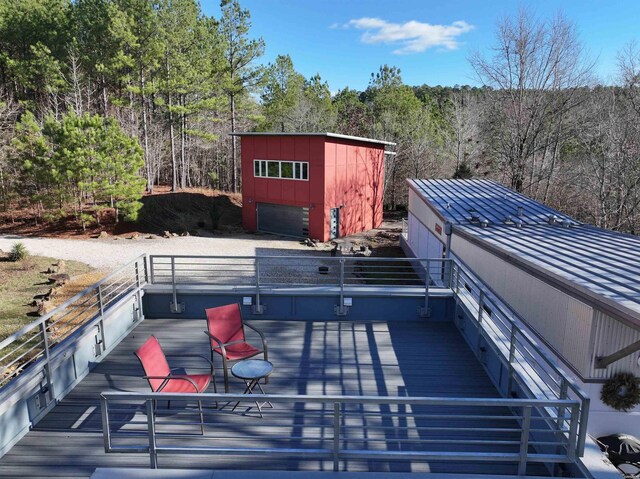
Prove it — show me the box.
[589,310,640,379]
[451,234,594,377]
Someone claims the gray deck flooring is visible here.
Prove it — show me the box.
[0,318,534,478]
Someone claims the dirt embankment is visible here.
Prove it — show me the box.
[0,187,242,239]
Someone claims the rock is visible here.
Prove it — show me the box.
[48,273,70,285]
[112,236,121,240]
[37,300,53,316]
[171,232,179,237]
[98,231,109,239]
[180,231,190,237]
[162,231,172,238]
[146,235,156,239]
[302,238,317,247]
[129,233,140,240]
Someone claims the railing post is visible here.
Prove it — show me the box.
[100,395,112,452]
[334,259,348,316]
[134,258,145,322]
[507,325,517,395]
[518,405,532,475]
[253,258,265,314]
[477,290,484,324]
[146,398,158,469]
[556,378,568,430]
[333,402,340,472]
[567,403,580,460]
[149,256,155,284]
[169,257,184,313]
[97,284,105,316]
[577,397,590,456]
[40,321,54,402]
[419,259,430,317]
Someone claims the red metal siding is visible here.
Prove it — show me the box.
[323,139,385,240]
[241,135,323,237]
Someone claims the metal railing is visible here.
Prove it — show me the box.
[149,255,450,288]
[0,255,148,393]
[149,255,453,315]
[101,391,582,474]
[450,260,590,456]
[401,217,408,239]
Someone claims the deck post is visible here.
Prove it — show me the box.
[40,321,54,402]
[149,256,155,283]
[568,403,580,460]
[169,257,184,313]
[419,259,430,317]
[334,259,348,316]
[518,405,532,475]
[333,402,341,472]
[146,398,158,469]
[253,258,265,314]
[507,325,517,395]
[556,378,568,430]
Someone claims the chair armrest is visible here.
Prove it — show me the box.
[245,322,268,354]
[144,375,201,392]
[165,354,215,375]
[203,331,248,359]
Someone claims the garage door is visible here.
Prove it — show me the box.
[257,203,309,238]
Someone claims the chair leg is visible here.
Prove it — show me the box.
[222,355,230,393]
[263,350,269,385]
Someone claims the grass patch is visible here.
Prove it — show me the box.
[0,256,95,342]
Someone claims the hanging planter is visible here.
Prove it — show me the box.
[601,372,640,412]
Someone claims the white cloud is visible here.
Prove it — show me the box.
[345,17,474,54]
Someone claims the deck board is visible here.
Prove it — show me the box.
[0,318,540,477]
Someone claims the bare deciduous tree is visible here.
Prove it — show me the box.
[470,8,592,194]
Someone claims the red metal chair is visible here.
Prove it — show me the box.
[134,335,215,433]
[204,303,268,392]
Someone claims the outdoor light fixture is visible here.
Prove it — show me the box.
[344,297,353,307]
[242,297,253,306]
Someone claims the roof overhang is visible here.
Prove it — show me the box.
[230,132,396,147]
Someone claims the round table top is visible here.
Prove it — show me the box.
[231,359,273,380]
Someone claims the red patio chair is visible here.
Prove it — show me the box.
[134,335,215,433]
[204,303,268,392]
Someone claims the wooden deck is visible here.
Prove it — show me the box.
[0,318,529,478]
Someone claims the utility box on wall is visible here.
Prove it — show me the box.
[234,132,395,242]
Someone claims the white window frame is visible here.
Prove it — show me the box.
[254,159,309,181]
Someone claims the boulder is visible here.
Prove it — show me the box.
[48,273,70,285]
[36,300,53,316]
[129,233,140,240]
[98,231,109,239]
[162,231,172,238]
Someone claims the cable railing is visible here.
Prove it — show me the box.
[101,391,582,474]
[149,255,450,288]
[0,255,148,394]
[450,259,590,456]
[149,255,453,315]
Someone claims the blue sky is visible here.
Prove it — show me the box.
[202,0,640,92]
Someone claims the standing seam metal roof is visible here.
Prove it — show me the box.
[408,178,640,321]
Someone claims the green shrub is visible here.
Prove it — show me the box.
[9,242,29,262]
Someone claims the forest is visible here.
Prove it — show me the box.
[0,1,639,233]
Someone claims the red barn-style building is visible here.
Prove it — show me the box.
[234,132,395,242]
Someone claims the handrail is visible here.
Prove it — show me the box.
[450,259,590,455]
[101,391,582,472]
[0,254,148,392]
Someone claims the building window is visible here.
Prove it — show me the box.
[254,160,309,181]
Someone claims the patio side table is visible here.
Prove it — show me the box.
[230,359,273,417]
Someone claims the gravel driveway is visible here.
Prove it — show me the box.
[0,233,327,270]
